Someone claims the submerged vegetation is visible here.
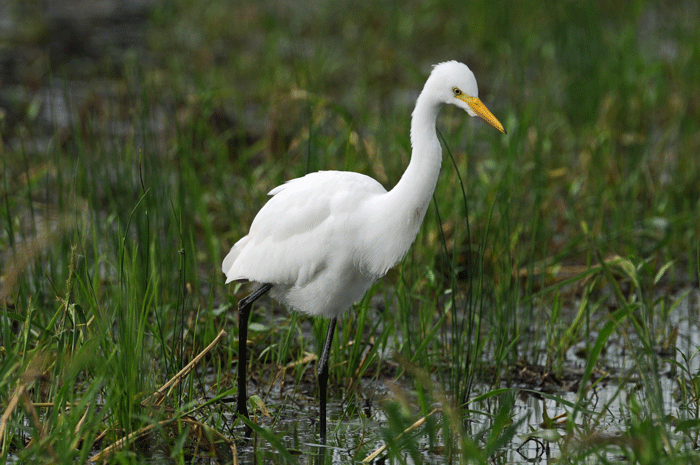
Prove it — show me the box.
[1,0,699,463]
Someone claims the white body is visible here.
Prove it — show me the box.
[223,61,504,319]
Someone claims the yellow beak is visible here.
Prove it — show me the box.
[458,95,506,134]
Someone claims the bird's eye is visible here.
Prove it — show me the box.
[452,87,462,96]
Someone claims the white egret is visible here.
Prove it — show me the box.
[223,60,505,440]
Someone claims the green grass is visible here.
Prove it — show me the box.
[1,0,700,463]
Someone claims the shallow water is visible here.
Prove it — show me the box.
[220,289,699,464]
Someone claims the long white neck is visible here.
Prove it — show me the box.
[363,91,444,276]
[390,92,443,215]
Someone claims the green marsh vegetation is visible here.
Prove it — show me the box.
[1,0,699,463]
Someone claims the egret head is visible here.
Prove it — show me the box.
[428,61,506,134]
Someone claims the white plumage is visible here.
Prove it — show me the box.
[224,171,386,317]
[223,61,504,317]
[223,60,505,439]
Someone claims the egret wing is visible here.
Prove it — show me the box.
[223,171,386,286]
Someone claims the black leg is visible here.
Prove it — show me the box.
[237,283,272,421]
[318,317,337,443]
